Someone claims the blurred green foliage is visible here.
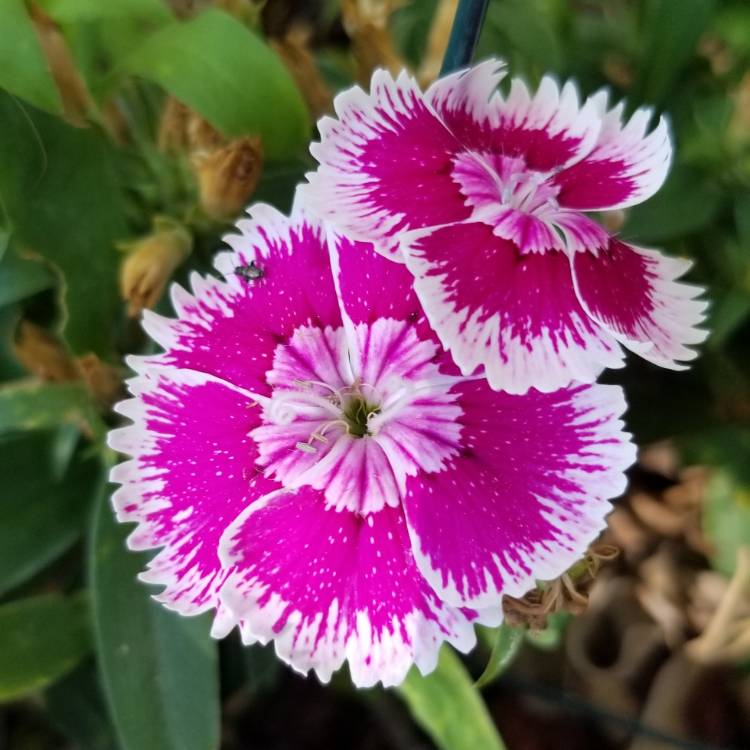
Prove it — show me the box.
[0,1,749,749]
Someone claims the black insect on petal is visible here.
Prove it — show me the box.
[234,260,264,282]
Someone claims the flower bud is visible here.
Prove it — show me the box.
[192,136,263,220]
[157,96,191,153]
[186,112,226,154]
[119,217,193,318]
[602,209,627,233]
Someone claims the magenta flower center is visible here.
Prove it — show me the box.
[250,321,463,514]
[452,151,561,219]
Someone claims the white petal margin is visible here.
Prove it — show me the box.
[571,240,709,370]
[400,220,626,394]
[491,75,604,170]
[213,201,315,289]
[402,382,637,611]
[303,68,471,259]
[424,57,507,132]
[108,367,275,623]
[554,92,672,211]
[217,487,477,688]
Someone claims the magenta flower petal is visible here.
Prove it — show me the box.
[401,220,625,393]
[481,75,602,171]
[307,61,704,391]
[218,487,477,687]
[402,382,636,610]
[423,58,507,149]
[552,96,671,211]
[306,70,472,258]
[572,238,709,368]
[131,203,342,393]
[110,206,636,685]
[108,368,276,622]
[328,229,422,326]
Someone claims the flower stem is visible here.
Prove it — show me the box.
[440,0,490,76]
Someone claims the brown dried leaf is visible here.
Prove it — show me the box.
[13,321,79,382]
[270,25,333,120]
[29,4,92,127]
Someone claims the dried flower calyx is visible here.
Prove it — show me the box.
[119,216,193,318]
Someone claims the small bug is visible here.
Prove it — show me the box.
[234,261,264,282]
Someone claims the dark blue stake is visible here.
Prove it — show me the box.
[440,0,490,76]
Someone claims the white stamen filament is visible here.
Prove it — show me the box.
[267,389,341,425]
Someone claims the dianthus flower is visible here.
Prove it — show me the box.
[108,203,635,686]
[303,59,708,393]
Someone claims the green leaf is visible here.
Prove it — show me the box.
[525,612,571,651]
[45,662,119,750]
[636,0,716,104]
[482,0,562,73]
[36,0,171,23]
[119,9,309,159]
[621,166,722,244]
[391,0,439,67]
[0,380,95,434]
[735,193,750,249]
[396,647,506,750]
[0,241,57,308]
[0,92,127,357]
[708,287,750,348]
[0,432,99,597]
[243,642,283,697]
[475,624,525,688]
[0,592,91,702]
[90,488,220,750]
[254,159,311,213]
[0,0,62,114]
[0,306,25,382]
[703,470,750,576]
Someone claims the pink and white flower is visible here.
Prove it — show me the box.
[303,59,708,394]
[108,203,635,687]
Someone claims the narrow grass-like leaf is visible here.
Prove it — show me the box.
[0,380,95,434]
[90,488,220,750]
[396,647,506,750]
[0,592,91,702]
[636,0,716,104]
[45,662,119,750]
[475,624,525,688]
[0,432,99,597]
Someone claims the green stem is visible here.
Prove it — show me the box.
[440,0,490,76]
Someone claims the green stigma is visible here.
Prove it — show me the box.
[341,396,380,438]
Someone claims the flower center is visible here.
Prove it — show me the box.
[251,321,464,514]
[340,392,379,438]
[452,150,560,216]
